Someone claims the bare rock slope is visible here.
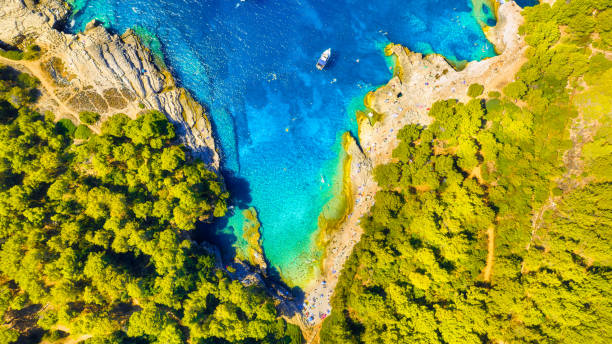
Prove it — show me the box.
[0,0,219,168]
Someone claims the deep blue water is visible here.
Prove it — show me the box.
[515,0,539,7]
[71,0,496,285]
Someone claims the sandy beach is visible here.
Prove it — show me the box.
[297,2,527,342]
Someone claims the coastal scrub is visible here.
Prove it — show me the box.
[321,0,612,342]
[467,83,484,97]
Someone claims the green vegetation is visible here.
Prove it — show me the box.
[74,123,93,139]
[0,65,300,343]
[0,66,39,112]
[321,0,612,343]
[57,118,77,137]
[0,45,41,61]
[467,83,484,97]
[79,111,101,125]
[487,90,501,98]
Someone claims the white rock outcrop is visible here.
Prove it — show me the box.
[0,0,219,168]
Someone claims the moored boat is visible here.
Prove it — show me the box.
[316,48,331,70]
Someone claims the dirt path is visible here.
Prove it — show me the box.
[44,325,92,344]
[483,226,495,282]
[0,54,80,121]
[61,334,93,344]
[522,91,598,273]
[526,197,554,250]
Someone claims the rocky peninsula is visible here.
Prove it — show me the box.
[0,0,219,168]
[0,0,301,332]
[299,1,527,342]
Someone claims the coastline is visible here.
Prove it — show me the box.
[0,0,220,169]
[1,0,527,341]
[298,1,527,341]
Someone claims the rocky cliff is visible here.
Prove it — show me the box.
[0,0,219,168]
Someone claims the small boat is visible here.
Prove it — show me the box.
[316,48,331,70]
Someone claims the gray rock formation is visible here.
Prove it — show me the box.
[0,0,219,169]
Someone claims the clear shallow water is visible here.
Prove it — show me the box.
[71,0,496,286]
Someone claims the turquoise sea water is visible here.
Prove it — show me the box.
[70,0,496,285]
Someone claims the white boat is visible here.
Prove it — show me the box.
[316,48,331,70]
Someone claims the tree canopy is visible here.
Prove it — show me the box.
[0,65,301,343]
[321,0,612,342]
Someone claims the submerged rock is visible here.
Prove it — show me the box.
[241,207,268,273]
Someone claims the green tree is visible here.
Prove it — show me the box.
[74,124,93,139]
[0,68,297,343]
[79,111,101,125]
[467,83,484,97]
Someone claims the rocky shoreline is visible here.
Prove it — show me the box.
[0,0,219,168]
[299,2,527,342]
[0,0,300,327]
[1,0,528,342]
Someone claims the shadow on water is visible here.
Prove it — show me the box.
[193,170,251,261]
[193,170,305,317]
[515,0,539,8]
[263,265,306,319]
[185,68,304,308]
[194,216,237,263]
[266,265,306,318]
[223,170,252,209]
[322,50,339,71]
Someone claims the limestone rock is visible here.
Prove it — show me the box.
[343,132,372,193]
[0,0,68,46]
[360,1,526,166]
[0,0,220,169]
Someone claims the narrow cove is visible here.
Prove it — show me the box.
[70,0,497,286]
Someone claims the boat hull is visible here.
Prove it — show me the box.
[316,49,331,70]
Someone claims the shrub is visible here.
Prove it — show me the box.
[503,80,528,100]
[467,83,484,97]
[42,330,67,342]
[286,323,304,344]
[74,124,93,139]
[57,118,77,137]
[79,111,100,125]
[0,49,23,61]
[22,45,41,60]
[0,100,17,123]
[101,113,130,137]
[374,163,401,189]
[0,45,39,61]
[17,73,40,89]
[488,91,501,98]
[485,99,502,112]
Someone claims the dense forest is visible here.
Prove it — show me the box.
[321,0,612,342]
[0,66,301,343]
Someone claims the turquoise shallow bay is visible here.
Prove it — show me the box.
[70,0,496,286]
